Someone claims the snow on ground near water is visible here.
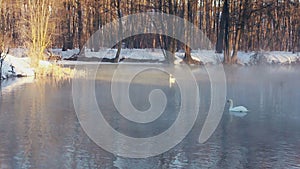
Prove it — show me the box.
[53,48,300,65]
[1,54,34,79]
[263,52,300,64]
[53,48,167,61]
[1,48,300,80]
[1,54,53,79]
[54,48,225,63]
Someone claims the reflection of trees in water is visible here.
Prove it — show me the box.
[13,79,48,167]
[6,78,77,168]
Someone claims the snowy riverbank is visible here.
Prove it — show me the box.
[1,53,51,80]
[1,54,34,79]
[53,48,300,65]
[1,48,300,81]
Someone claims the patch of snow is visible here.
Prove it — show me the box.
[83,48,166,61]
[190,50,223,64]
[265,52,299,64]
[248,51,300,65]
[2,54,34,78]
[237,52,256,65]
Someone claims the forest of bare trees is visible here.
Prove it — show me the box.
[0,0,299,63]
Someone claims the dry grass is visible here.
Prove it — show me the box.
[34,63,74,81]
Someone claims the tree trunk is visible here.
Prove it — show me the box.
[231,28,242,64]
[184,46,193,64]
[219,0,230,64]
[114,0,122,63]
[183,0,200,64]
[77,0,83,50]
[216,0,228,53]
[63,1,74,51]
[231,0,249,64]
[166,39,176,64]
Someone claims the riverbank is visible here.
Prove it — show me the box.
[1,48,299,84]
[1,54,34,80]
[54,48,300,65]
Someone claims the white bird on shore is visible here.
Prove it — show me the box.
[169,74,176,88]
[227,99,249,112]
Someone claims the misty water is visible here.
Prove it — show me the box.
[0,65,300,169]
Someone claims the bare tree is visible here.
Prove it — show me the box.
[76,0,84,50]
[24,0,55,67]
[183,0,202,64]
[62,0,75,51]
[216,0,230,63]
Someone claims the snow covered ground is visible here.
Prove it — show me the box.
[1,48,300,81]
[1,54,34,79]
[53,48,300,65]
[1,53,51,80]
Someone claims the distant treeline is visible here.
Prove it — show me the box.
[0,0,299,63]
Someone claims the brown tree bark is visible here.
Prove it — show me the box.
[217,0,230,63]
[76,0,83,50]
[114,0,122,63]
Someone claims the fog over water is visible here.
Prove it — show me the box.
[0,65,299,169]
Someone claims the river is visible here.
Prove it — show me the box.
[0,65,299,169]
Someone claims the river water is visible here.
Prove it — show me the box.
[0,65,299,169]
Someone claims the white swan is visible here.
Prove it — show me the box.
[227,99,248,112]
[169,74,176,88]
